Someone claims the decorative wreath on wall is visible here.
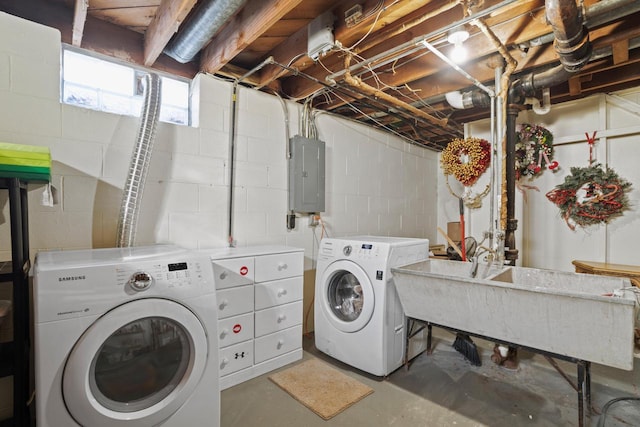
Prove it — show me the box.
[545,163,632,230]
[441,137,491,187]
[515,123,558,180]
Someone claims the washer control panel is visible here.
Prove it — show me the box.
[117,259,204,293]
[346,243,381,259]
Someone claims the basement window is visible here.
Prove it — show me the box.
[62,48,191,125]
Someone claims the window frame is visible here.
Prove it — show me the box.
[61,45,192,126]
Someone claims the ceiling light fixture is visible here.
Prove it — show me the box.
[447,27,470,64]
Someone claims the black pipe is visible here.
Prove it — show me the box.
[504,104,520,265]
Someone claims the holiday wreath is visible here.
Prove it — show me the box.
[545,163,632,230]
[441,137,491,186]
[515,123,558,180]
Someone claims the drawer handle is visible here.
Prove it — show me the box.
[277,263,288,271]
[219,299,228,309]
[277,289,287,297]
[221,357,229,367]
[219,271,227,280]
[277,339,284,349]
[220,328,229,338]
[277,314,287,323]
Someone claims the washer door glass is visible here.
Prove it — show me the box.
[91,317,190,412]
[63,299,208,427]
[320,260,374,333]
[328,271,364,322]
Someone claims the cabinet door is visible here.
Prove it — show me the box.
[254,325,302,364]
[218,313,253,348]
[254,252,303,282]
[216,286,253,319]
[254,277,302,310]
[212,257,255,289]
[254,301,302,337]
[219,340,253,377]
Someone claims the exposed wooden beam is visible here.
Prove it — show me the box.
[200,0,304,75]
[611,39,629,65]
[72,0,88,46]
[0,0,198,78]
[144,0,197,66]
[282,0,548,100]
[257,0,434,88]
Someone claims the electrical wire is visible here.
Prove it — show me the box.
[597,397,640,427]
[346,0,400,51]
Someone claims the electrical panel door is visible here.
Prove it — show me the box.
[288,136,325,213]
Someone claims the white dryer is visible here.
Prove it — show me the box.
[314,236,429,376]
[33,245,219,427]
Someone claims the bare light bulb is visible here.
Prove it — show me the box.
[450,42,467,63]
[447,28,469,64]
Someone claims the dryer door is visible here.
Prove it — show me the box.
[63,298,208,427]
[320,260,375,333]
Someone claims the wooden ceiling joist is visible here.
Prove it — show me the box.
[200,0,304,75]
[143,0,198,66]
[72,0,88,46]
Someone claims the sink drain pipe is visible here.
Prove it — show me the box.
[445,0,595,263]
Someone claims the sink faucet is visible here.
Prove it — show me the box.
[469,256,479,278]
[469,245,498,278]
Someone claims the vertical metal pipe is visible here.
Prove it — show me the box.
[226,56,275,246]
[227,82,238,246]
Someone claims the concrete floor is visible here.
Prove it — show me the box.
[221,332,640,427]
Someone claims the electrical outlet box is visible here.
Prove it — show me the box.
[345,4,363,27]
[288,136,325,213]
[307,11,334,60]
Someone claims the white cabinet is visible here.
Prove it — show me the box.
[208,246,304,390]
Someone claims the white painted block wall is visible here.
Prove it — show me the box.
[440,89,640,271]
[0,12,434,420]
[0,12,437,263]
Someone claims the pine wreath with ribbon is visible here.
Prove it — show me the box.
[441,137,491,186]
[545,163,632,230]
[515,123,558,180]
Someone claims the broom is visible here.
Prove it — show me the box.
[451,197,482,366]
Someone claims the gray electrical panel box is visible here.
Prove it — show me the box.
[288,135,325,213]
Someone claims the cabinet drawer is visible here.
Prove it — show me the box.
[255,325,302,364]
[212,257,254,289]
[254,301,302,337]
[216,285,253,319]
[254,277,303,310]
[219,340,253,377]
[254,252,303,282]
[218,313,253,348]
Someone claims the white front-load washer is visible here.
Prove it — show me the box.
[33,245,219,427]
[314,236,429,376]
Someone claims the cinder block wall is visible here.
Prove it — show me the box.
[0,11,430,419]
[0,12,438,264]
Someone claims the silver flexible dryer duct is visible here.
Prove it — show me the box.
[116,73,162,247]
[164,0,248,63]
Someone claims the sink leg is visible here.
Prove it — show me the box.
[427,323,433,354]
[404,317,410,370]
[577,361,586,427]
[585,361,592,414]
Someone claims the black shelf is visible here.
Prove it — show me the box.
[0,177,32,426]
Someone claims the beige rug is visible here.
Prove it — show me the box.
[269,358,374,420]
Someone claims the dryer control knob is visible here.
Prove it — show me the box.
[129,272,153,291]
[343,245,352,256]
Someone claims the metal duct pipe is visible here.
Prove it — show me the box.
[116,73,162,247]
[164,0,248,63]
